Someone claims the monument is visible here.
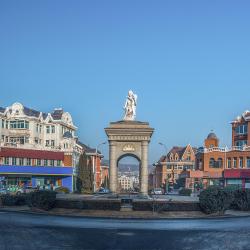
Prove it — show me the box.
[105,90,154,197]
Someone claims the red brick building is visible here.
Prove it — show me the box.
[181,110,250,190]
[153,144,196,191]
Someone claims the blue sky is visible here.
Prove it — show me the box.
[1,1,250,163]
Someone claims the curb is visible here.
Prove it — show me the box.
[1,208,250,221]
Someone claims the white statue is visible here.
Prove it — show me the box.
[123,90,137,121]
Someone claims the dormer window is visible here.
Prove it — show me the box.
[175,154,179,161]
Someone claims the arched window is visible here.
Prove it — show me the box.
[217,158,223,168]
[209,158,215,167]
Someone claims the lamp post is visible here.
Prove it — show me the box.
[159,142,169,194]
[94,141,107,192]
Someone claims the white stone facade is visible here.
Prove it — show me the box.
[118,174,139,191]
[0,102,83,167]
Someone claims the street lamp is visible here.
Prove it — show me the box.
[158,142,169,194]
[94,141,107,192]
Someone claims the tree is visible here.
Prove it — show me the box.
[76,153,94,194]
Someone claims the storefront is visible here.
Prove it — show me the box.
[0,165,73,191]
[224,169,250,189]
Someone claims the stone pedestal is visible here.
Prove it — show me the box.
[105,121,154,196]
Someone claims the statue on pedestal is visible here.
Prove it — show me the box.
[123,90,137,121]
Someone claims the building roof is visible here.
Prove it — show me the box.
[207,132,218,140]
[76,141,101,154]
[157,145,196,164]
[51,109,64,120]
[23,106,40,117]
[101,159,109,167]
[0,107,5,113]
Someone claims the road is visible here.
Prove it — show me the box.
[0,211,250,250]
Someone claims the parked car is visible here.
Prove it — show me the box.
[16,186,37,195]
[0,188,7,195]
[151,188,163,195]
[97,188,110,194]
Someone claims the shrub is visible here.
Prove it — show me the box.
[28,190,56,210]
[132,200,201,212]
[0,194,28,206]
[179,188,192,196]
[233,189,250,211]
[199,186,234,214]
[55,186,70,194]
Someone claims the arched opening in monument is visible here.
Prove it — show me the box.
[117,154,141,194]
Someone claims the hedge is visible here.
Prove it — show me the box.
[0,194,28,206]
[199,186,237,214]
[200,186,250,213]
[28,190,56,211]
[179,188,192,196]
[132,200,200,212]
[233,189,250,211]
[55,199,121,211]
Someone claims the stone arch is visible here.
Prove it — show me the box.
[117,153,141,193]
[105,121,154,197]
[117,153,141,166]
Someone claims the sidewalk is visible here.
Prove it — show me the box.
[1,205,250,219]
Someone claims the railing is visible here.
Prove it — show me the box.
[0,142,65,152]
[197,145,250,154]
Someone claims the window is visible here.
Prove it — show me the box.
[236,140,247,147]
[19,158,24,165]
[2,119,5,128]
[57,160,61,166]
[5,121,8,129]
[12,157,17,165]
[1,135,4,142]
[44,159,48,166]
[51,125,55,133]
[247,158,250,168]
[46,140,50,146]
[27,158,31,166]
[39,125,42,133]
[46,126,50,133]
[233,158,237,168]
[217,158,223,168]
[10,136,26,145]
[227,158,231,168]
[36,124,39,132]
[34,138,39,144]
[37,159,41,166]
[50,160,55,166]
[10,120,29,129]
[239,157,243,168]
[4,157,9,165]
[51,140,55,147]
[209,158,215,167]
[236,124,248,135]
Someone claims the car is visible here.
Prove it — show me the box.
[151,188,163,195]
[16,186,37,195]
[0,188,7,195]
[97,188,110,194]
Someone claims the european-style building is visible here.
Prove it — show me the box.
[0,102,103,192]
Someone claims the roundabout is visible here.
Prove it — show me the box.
[0,211,250,250]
